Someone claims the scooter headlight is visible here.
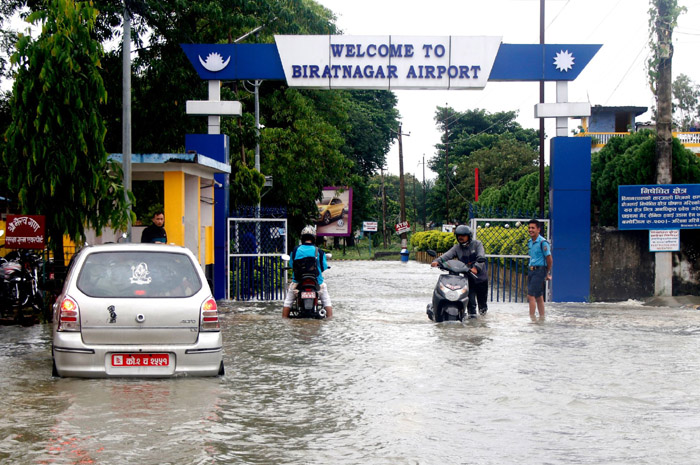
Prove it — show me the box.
[439,284,467,301]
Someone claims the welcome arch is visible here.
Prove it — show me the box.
[181,36,601,302]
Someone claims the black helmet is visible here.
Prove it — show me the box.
[454,225,472,247]
[454,224,471,238]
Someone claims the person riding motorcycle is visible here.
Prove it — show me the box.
[431,225,488,316]
[282,226,333,318]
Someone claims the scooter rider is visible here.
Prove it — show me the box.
[431,225,488,316]
[282,225,333,318]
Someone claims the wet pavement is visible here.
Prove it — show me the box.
[1,260,699,464]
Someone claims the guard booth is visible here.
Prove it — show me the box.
[91,136,230,292]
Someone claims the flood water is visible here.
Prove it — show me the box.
[1,260,700,464]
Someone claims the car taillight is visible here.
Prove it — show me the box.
[200,297,220,331]
[58,296,80,332]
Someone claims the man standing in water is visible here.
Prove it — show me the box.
[527,219,552,320]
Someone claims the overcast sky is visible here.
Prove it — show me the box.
[315,0,700,180]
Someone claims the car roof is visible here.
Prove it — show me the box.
[78,243,194,255]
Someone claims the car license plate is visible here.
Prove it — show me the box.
[111,353,170,367]
[300,291,316,299]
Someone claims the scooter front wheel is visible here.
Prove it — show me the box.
[441,305,463,322]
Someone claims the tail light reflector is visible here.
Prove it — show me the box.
[58,296,80,332]
[200,297,220,331]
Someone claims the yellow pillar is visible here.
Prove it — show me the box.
[164,171,185,246]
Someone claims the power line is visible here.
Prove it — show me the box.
[584,0,625,42]
[546,0,572,29]
[604,41,649,105]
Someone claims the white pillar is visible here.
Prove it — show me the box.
[556,81,569,137]
[655,253,673,296]
[208,80,221,135]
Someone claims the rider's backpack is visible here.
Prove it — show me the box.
[291,246,319,279]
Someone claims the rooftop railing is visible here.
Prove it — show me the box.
[576,131,700,148]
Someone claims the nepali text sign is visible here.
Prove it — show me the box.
[5,215,45,249]
[649,230,680,252]
[362,221,378,232]
[618,184,700,230]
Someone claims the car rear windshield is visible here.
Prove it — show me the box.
[76,251,202,298]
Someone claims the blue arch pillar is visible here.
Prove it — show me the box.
[185,134,230,300]
[550,136,591,302]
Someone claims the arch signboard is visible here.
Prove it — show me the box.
[182,36,601,88]
[182,36,601,303]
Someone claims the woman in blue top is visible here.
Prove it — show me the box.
[527,219,552,321]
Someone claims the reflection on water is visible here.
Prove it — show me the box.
[1,261,700,464]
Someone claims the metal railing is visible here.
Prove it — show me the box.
[577,131,700,148]
[470,218,551,303]
[227,217,288,301]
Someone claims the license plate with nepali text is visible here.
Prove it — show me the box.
[111,353,170,367]
[300,291,316,299]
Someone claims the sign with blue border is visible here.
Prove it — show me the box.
[618,184,700,230]
[181,39,601,88]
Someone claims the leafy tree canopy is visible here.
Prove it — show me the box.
[2,0,131,259]
[427,107,539,223]
[2,0,400,239]
[591,130,700,226]
[672,73,700,130]
[450,135,540,219]
[477,168,549,217]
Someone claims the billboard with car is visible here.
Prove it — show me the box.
[316,187,352,237]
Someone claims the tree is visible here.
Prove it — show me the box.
[1,0,401,239]
[672,73,700,130]
[648,0,686,185]
[590,130,700,226]
[2,0,130,262]
[428,107,539,223]
[451,135,539,219]
[477,168,549,217]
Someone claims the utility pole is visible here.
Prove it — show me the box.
[122,5,132,241]
[395,124,410,248]
[421,155,427,229]
[538,0,546,218]
[444,110,450,224]
[412,175,418,229]
[381,167,387,248]
[653,0,676,296]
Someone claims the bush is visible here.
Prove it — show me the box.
[410,230,456,252]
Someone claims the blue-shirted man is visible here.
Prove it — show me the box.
[282,226,332,318]
[527,219,552,320]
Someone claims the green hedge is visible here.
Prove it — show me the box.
[410,230,456,253]
[411,225,531,256]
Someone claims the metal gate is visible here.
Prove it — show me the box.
[227,218,287,301]
[470,218,550,303]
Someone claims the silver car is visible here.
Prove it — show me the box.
[52,243,223,378]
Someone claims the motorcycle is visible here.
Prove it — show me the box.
[1,247,44,324]
[425,250,474,322]
[281,252,331,319]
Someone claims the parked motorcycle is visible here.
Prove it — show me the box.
[425,250,473,322]
[1,247,44,324]
[281,252,331,319]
